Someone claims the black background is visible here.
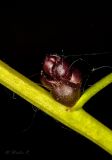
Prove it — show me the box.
[0,6,112,159]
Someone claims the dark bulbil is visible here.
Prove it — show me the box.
[40,54,82,107]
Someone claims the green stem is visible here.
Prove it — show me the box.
[0,60,112,155]
[71,73,112,111]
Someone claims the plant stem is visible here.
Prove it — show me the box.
[0,60,112,155]
[71,73,112,111]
